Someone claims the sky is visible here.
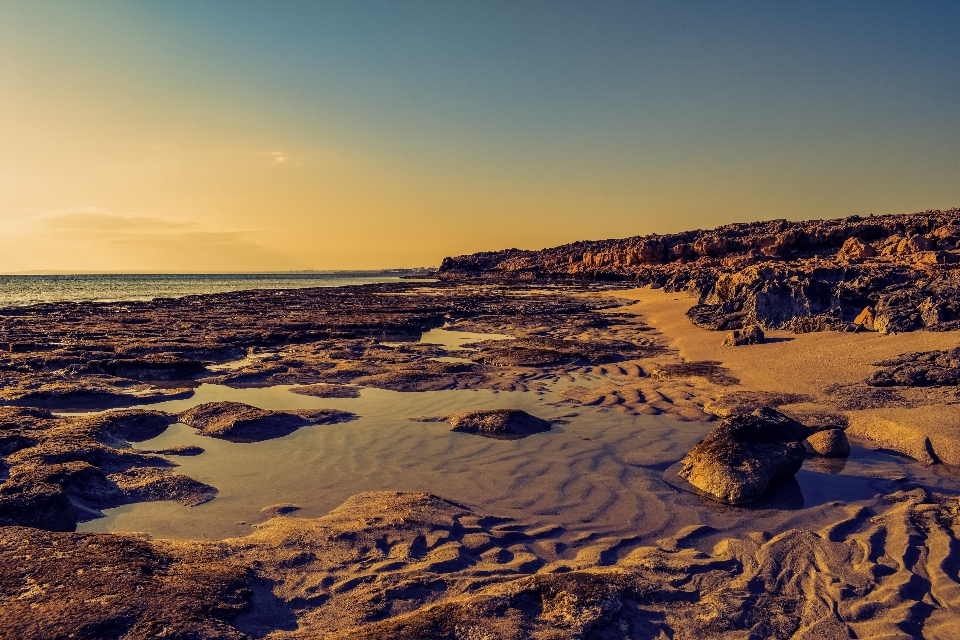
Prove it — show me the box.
[1,1,958,272]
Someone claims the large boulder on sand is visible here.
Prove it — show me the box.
[678,408,812,504]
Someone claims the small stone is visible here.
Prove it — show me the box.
[853,307,875,330]
[260,503,301,517]
[803,429,851,458]
[721,324,764,347]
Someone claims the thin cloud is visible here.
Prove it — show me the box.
[0,207,301,272]
[270,151,288,164]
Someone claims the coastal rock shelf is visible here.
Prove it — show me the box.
[438,208,960,335]
[1,212,959,636]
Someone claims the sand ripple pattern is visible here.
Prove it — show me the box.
[225,488,960,638]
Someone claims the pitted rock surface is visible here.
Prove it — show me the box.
[678,408,812,504]
[438,209,960,335]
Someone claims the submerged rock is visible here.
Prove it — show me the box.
[446,409,552,440]
[678,408,811,504]
[177,401,356,443]
[290,384,361,398]
[260,502,301,517]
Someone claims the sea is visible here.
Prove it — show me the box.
[0,272,430,307]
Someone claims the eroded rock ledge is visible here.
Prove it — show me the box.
[438,208,960,334]
[0,408,214,531]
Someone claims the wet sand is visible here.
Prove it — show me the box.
[6,284,960,638]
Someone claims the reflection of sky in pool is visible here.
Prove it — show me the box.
[75,379,960,553]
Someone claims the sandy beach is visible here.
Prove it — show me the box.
[2,281,958,638]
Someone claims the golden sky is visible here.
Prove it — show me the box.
[1,2,958,272]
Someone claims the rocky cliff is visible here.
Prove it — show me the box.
[437,209,960,334]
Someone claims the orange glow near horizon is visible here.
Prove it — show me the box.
[1,2,958,272]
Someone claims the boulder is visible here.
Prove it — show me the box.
[678,408,811,504]
[803,429,851,457]
[853,306,875,330]
[721,324,764,346]
[447,409,552,440]
[837,237,876,260]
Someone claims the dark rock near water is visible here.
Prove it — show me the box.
[678,408,812,504]
[0,407,216,530]
[804,429,851,457]
[476,336,664,367]
[177,401,356,443]
[290,383,361,398]
[261,502,301,517]
[422,409,553,440]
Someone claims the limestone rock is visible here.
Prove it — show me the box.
[837,236,876,260]
[447,409,552,440]
[261,502,301,517]
[803,429,851,457]
[437,208,960,336]
[721,324,764,346]
[678,408,811,504]
[853,306,875,330]
[177,401,356,443]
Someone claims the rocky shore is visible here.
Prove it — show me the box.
[1,209,959,638]
[438,208,960,335]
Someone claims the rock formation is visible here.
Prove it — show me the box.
[0,408,214,530]
[721,324,764,346]
[413,409,553,439]
[867,347,960,387]
[438,209,960,334]
[678,408,812,504]
[447,409,553,439]
[177,402,356,443]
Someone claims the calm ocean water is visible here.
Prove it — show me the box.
[0,273,427,307]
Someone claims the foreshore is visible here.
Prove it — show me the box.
[1,281,958,638]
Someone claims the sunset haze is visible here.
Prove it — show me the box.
[1,1,958,271]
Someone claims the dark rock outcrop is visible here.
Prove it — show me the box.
[678,408,812,504]
[0,408,215,530]
[867,347,960,387]
[438,209,960,334]
[177,401,356,443]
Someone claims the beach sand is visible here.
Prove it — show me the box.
[4,283,960,638]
